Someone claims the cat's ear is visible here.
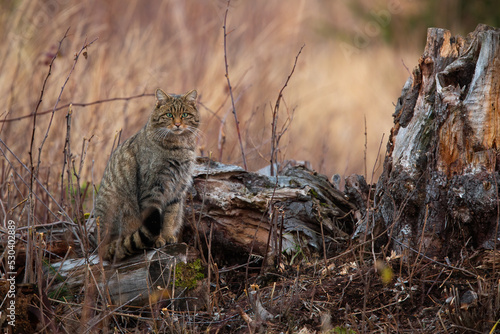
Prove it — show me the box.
[183,89,197,103]
[155,88,171,107]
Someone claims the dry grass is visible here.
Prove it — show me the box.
[0,0,418,185]
[0,0,427,232]
[5,0,499,333]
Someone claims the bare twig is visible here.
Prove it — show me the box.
[261,206,276,273]
[60,104,73,206]
[1,47,22,134]
[391,238,478,278]
[401,58,411,76]
[64,128,93,255]
[270,44,304,176]
[364,115,368,179]
[36,36,98,176]
[237,305,256,334]
[0,92,154,123]
[223,0,247,170]
[217,87,250,162]
[208,222,214,314]
[0,147,59,220]
[273,103,295,171]
[29,27,69,177]
[0,138,73,223]
[364,133,385,249]
[26,27,70,283]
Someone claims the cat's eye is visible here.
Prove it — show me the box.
[165,113,173,118]
[181,113,189,118]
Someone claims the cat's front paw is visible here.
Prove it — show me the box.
[154,236,167,248]
[103,242,116,261]
[104,240,126,262]
[154,235,177,248]
[165,235,177,243]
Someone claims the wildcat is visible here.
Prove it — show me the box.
[94,88,199,262]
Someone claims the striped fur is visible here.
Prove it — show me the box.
[95,89,199,262]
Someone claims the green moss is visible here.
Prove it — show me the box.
[174,259,205,290]
[330,327,357,334]
[309,188,319,199]
[43,260,73,301]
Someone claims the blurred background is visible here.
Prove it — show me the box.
[1,0,499,189]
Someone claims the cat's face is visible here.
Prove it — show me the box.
[150,89,199,140]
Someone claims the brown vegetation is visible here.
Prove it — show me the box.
[0,0,419,184]
[2,0,500,333]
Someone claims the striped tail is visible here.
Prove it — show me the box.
[105,208,162,261]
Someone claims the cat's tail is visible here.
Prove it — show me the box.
[104,207,162,262]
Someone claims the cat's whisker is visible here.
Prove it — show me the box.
[162,129,171,141]
[152,130,161,141]
[153,128,171,142]
[153,128,163,137]
[154,131,163,141]
[186,130,202,141]
[186,126,204,140]
[185,127,196,135]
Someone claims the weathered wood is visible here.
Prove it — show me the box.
[373,24,500,258]
[187,158,356,262]
[48,243,206,308]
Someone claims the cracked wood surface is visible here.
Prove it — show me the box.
[375,24,500,258]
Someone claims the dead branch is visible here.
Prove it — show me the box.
[223,0,248,170]
[270,44,304,176]
[0,93,154,123]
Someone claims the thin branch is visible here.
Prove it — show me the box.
[0,93,154,123]
[364,115,368,179]
[36,36,98,176]
[270,44,304,176]
[26,27,70,284]
[29,27,69,176]
[274,102,295,165]
[0,138,73,223]
[217,88,249,162]
[223,0,247,170]
[60,104,73,205]
[391,238,478,278]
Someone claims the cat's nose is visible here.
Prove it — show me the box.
[174,122,181,127]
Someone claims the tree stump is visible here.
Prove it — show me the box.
[374,24,500,259]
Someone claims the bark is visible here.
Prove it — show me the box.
[373,24,500,259]
[48,243,206,308]
[186,158,356,263]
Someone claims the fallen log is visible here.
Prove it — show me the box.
[48,243,205,309]
[186,158,357,264]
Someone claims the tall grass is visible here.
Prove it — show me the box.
[2,1,500,332]
[0,2,418,321]
[0,0,418,185]
[0,0,420,288]
[0,2,415,331]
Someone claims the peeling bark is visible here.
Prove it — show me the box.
[374,24,500,258]
[186,158,356,263]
